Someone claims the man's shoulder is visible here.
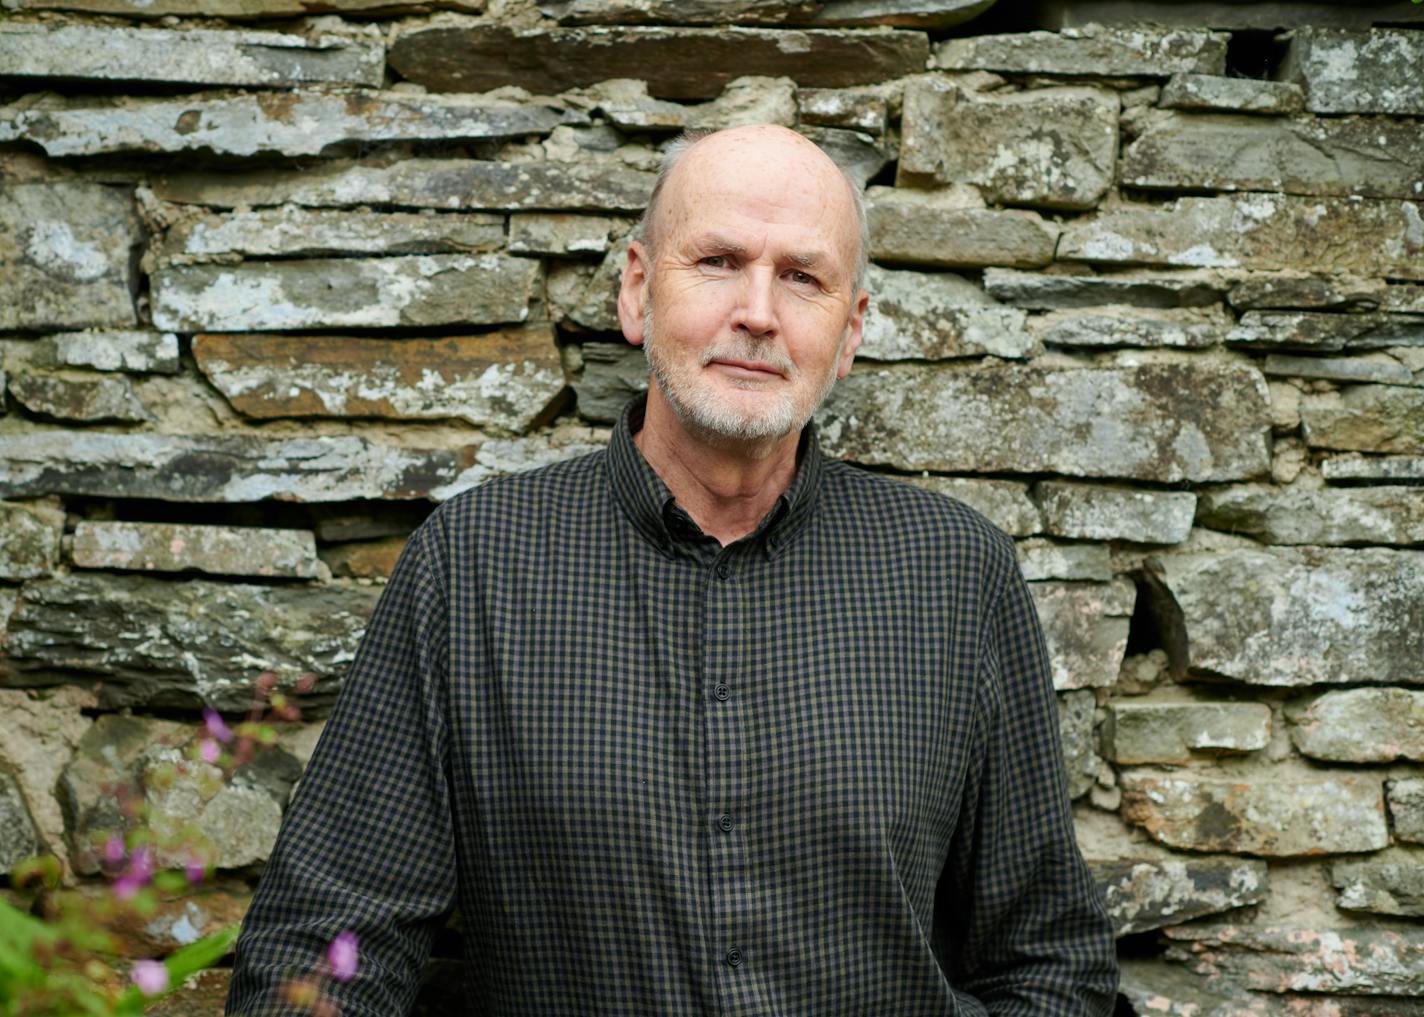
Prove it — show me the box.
[437,446,607,519]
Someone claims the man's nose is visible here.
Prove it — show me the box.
[733,267,777,339]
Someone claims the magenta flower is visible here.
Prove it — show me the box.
[198,737,221,764]
[185,853,207,885]
[129,843,155,882]
[112,873,142,900]
[203,708,235,743]
[131,959,169,995]
[102,834,126,867]
[327,931,359,982]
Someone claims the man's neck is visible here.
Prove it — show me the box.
[634,388,801,547]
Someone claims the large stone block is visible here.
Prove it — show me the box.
[858,264,1031,361]
[0,90,577,158]
[1029,579,1135,690]
[1121,775,1389,855]
[508,213,626,258]
[0,23,383,88]
[1300,386,1424,454]
[1042,1,1424,31]
[1226,310,1424,351]
[1263,353,1414,387]
[1120,958,1424,1017]
[1157,546,1424,686]
[1104,701,1271,764]
[34,331,179,374]
[72,521,322,579]
[570,342,646,423]
[907,477,1041,538]
[867,187,1059,269]
[1281,28,1424,114]
[0,686,94,878]
[1165,924,1424,996]
[1034,481,1196,543]
[0,501,65,581]
[1287,688,1424,763]
[151,254,538,332]
[536,0,815,23]
[0,773,40,872]
[806,0,996,28]
[816,361,1270,482]
[1058,194,1424,281]
[1391,780,1424,844]
[1228,274,1386,312]
[1029,309,1223,350]
[10,0,482,15]
[1197,485,1424,546]
[1092,858,1268,936]
[796,88,888,134]
[0,182,138,331]
[192,330,565,432]
[1159,74,1305,114]
[1332,859,1424,917]
[7,369,151,424]
[388,25,928,99]
[983,268,1226,310]
[932,24,1227,76]
[1321,454,1424,483]
[899,79,1116,210]
[1014,538,1109,581]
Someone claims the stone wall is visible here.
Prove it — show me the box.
[2,0,1422,1012]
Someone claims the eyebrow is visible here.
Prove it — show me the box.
[692,233,831,272]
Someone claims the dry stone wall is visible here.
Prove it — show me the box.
[1,0,1422,1012]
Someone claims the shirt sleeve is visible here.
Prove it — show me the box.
[226,510,458,1017]
[936,535,1119,1016]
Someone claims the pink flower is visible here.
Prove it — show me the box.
[113,873,142,900]
[128,844,155,883]
[184,854,207,885]
[198,737,221,764]
[203,708,234,743]
[327,931,359,983]
[131,959,169,995]
[102,834,126,867]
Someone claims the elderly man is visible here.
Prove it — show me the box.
[227,125,1118,1016]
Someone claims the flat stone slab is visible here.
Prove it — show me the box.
[1104,701,1272,764]
[1121,775,1388,855]
[33,331,179,374]
[71,521,322,579]
[932,24,1226,76]
[1332,860,1424,918]
[1034,481,1196,543]
[795,88,888,133]
[1390,779,1424,844]
[153,158,655,213]
[1287,688,1424,763]
[9,0,483,16]
[1281,27,1424,114]
[151,253,538,331]
[1092,858,1268,935]
[858,264,1031,360]
[1058,194,1424,281]
[1321,454,1424,483]
[1227,311,1424,351]
[899,80,1116,210]
[570,342,646,423]
[0,501,65,581]
[1028,579,1135,690]
[1030,309,1223,349]
[1197,485,1424,546]
[1263,352,1414,387]
[1157,546,1424,686]
[1014,538,1110,581]
[869,190,1059,268]
[1,182,139,331]
[192,329,565,432]
[536,0,816,24]
[0,22,383,88]
[7,368,151,423]
[388,25,928,100]
[1159,73,1305,114]
[984,268,1226,310]
[806,0,996,27]
[1301,385,1424,454]
[1229,273,1386,312]
[1165,924,1424,996]
[904,476,1041,537]
[816,361,1270,483]
[508,213,626,257]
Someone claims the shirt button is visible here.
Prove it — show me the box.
[718,813,734,832]
[713,683,731,701]
[725,948,742,968]
[715,562,731,580]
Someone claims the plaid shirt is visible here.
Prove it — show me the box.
[227,393,1118,1017]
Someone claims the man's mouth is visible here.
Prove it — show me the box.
[708,358,785,380]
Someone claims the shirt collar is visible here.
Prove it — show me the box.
[606,392,824,561]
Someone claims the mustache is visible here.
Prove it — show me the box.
[697,339,796,377]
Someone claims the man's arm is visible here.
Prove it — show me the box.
[226,511,458,1016]
[937,537,1119,1016]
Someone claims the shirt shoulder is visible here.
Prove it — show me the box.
[430,448,609,533]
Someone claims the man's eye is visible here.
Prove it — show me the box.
[701,255,727,268]
[788,270,817,286]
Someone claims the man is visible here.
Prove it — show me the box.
[227,124,1118,1016]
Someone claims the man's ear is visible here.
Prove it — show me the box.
[836,288,869,379]
[617,239,651,347]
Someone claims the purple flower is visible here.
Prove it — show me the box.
[131,959,169,995]
[327,931,359,982]
[184,854,207,885]
[112,873,142,900]
[198,737,221,764]
[128,843,155,883]
[103,834,126,866]
[203,708,234,743]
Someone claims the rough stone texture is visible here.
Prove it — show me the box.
[817,361,1270,483]
[1390,780,1424,844]
[1165,924,1424,996]
[1058,689,1097,800]
[72,521,323,579]
[0,182,139,331]
[35,331,179,374]
[0,432,472,503]
[0,23,383,88]
[983,268,1226,310]
[1332,859,1424,917]
[1300,386,1424,454]
[10,0,482,14]
[320,536,407,579]
[76,882,251,957]
[152,254,538,332]
[1157,546,1424,686]
[1103,701,1271,764]
[1197,485,1424,546]
[508,213,625,257]
[536,0,816,24]
[899,79,1117,210]
[1029,309,1222,349]
[1159,74,1305,114]
[801,126,888,190]
[7,369,151,424]
[1281,28,1424,115]
[685,75,797,130]
[1120,959,1424,1017]
[858,265,1031,361]
[1322,454,1424,483]
[1043,1,1424,31]
[1287,688,1424,763]
[1092,858,1268,935]
[1122,111,1424,200]
[192,329,565,432]
[1058,194,1424,281]
[548,235,630,332]
[1263,352,1413,387]
[1121,775,1389,855]
[0,686,94,875]
[579,78,686,131]
[155,158,656,213]
[1014,539,1110,581]
[796,88,888,133]
[1226,311,1424,351]
[388,25,928,100]
[571,342,646,422]
[0,500,65,581]
[0,772,40,873]
[1028,579,1135,690]
[932,25,1227,76]
[867,188,1060,269]
[809,0,996,27]
[1229,274,1387,312]
[1034,481,1196,544]
[0,91,577,158]
[904,477,1041,538]
[6,574,380,710]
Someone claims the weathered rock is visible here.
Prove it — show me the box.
[1227,311,1424,351]
[899,79,1116,210]
[904,477,1041,538]
[1229,274,1386,312]
[1092,858,1268,935]
[142,744,290,869]
[1123,111,1424,200]
[1198,485,1424,546]
[0,772,40,872]
[1014,538,1110,581]
[932,24,1227,76]
[312,505,426,544]
[1158,546,1424,686]
[796,88,888,133]
[1030,309,1222,349]
[1287,688,1424,763]
[0,23,383,88]
[1389,283,1424,314]
[192,329,565,432]
[571,341,646,422]
[858,265,1032,360]
[388,25,929,100]
[0,686,94,876]
[7,574,380,710]
[1104,701,1271,764]
[1321,454,1424,484]
[0,182,138,331]
[809,0,996,28]
[1028,579,1135,690]
[1034,481,1195,544]
[431,428,607,501]
[1281,28,1424,115]
[801,126,888,190]
[319,537,407,580]
[72,521,322,579]
[73,882,251,957]
[1300,385,1424,454]
[1121,775,1389,855]
[549,235,630,333]
[868,188,1060,269]
[152,254,538,332]
[34,331,179,374]
[1058,194,1424,281]
[0,501,65,581]
[1391,780,1424,844]
[983,268,1226,310]
[0,432,472,503]
[1332,859,1424,918]
[509,213,625,257]
[1159,73,1305,114]
[817,361,1270,483]
[1165,924,1424,996]
[1120,957,1424,1017]
[7,369,151,423]
[580,79,687,131]
[1058,689,1097,800]
[1263,353,1414,387]
[1043,1,1424,31]
[686,75,797,129]
[9,0,483,16]
[536,0,815,23]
